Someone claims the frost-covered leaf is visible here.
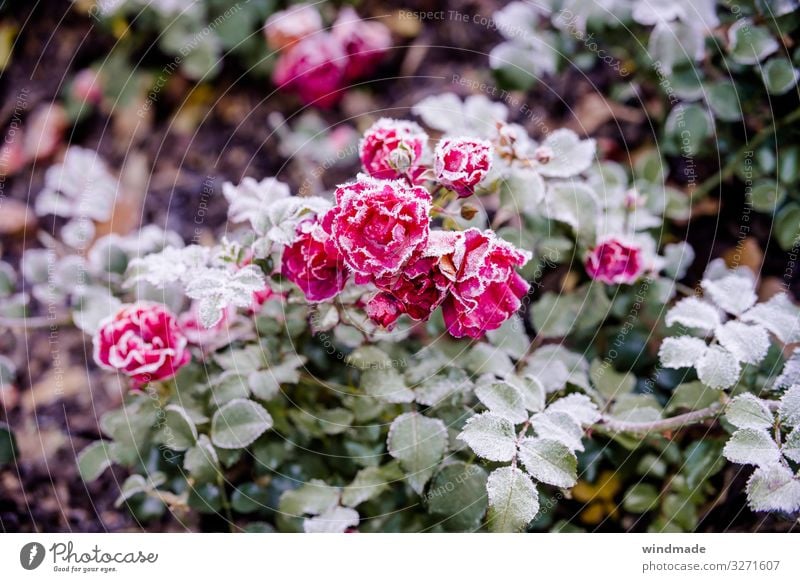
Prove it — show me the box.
[361,366,414,403]
[537,129,596,178]
[665,297,721,332]
[210,399,273,450]
[542,181,598,239]
[662,242,695,280]
[280,480,340,516]
[723,429,781,466]
[161,404,198,451]
[545,393,600,426]
[186,266,265,328]
[303,506,359,533]
[728,19,779,65]
[696,346,740,390]
[517,437,578,488]
[782,427,800,463]
[486,466,539,532]
[486,314,529,359]
[475,381,528,424]
[775,349,800,390]
[779,385,800,428]
[342,466,392,508]
[746,464,800,513]
[506,375,546,413]
[77,440,112,481]
[183,435,220,483]
[530,410,585,452]
[426,462,488,531]
[387,413,448,494]
[702,273,757,315]
[414,369,472,407]
[726,394,774,430]
[715,321,770,366]
[590,359,635,400]
[659,336,708,369]
[741,293,800,344]
[72,287,122,334]
[412,93,471,134]
[457,412,517,462]
[127,245,207,287]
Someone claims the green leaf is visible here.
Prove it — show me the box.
[0,422,16,465]
[426,462,488,531]
[457,412,517,462]
[590,359,635,400]
[775,204,800,251]
[280,480,340,516]
[725,394,774,430]
[342,466,391,508]
[161,404,198,451]
[231,482,271,514]
[530,410,585,452]
[623,483,660,513]
[666,381,718,413]
[115,472,166,507]
[475,381,527,424]
[750,180,786,213]
[387,412,448,494]
[211,399,273,450]
[765,56,800,94]
[706,81,742,122]
[779,384,800,428]
[728,19,779,65]
[518,437,578,488]
[184,435,220,482]
[746,464,800,512]
[486,466,539,532]
[723,429,781,466]
[782,427,800,463]
[303,506,359,533]
[531,284,610,339]
[361,367,414,403]
[77,440,113,481]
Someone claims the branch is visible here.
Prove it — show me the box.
[597,402,725,435]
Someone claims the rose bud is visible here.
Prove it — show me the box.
[434,137,493,198]
[584,237,644,285]
[272,33,348,108]
[359,118,428,181]
[332,7,391,81]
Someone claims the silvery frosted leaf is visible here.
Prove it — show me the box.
[489,40,557,84]
[715,321,770,365]
[746,463,800,513]
[702,273,757,315]
[696,345,740,390]
[530,410,585,452]
[590,358,636,400]
[506,375,546,413]
[462,343,514,376]
[415,369,472,407]
[725,394,774,430]
[475,381,528,424]
[775,349,800,390]
[538,129,596,178]
[525,345,590,392]
[185,265,265,328]
[728,19,779,65]
[782,427,800,463]
[493,1,539,42]
[412,93,467,133]
[665,297,721,332]
[546,393,600,426]
[779,385,800,428]
[518,437,578,488]
[647,21,705,74]
[723,429,781,466]
[662,242,695,280]
[280,480,340,516]
[387,413,448,494]
[659,336,708,369]
[361,367,414,404]
[303,506,359,533]
[342,467,391,508]
[741,293,800,344]
[61,218,96,249]
[463,94,509,137]
[486,314,529,360]
[502,167,546,218]
[128,245,210,287]
[486,466,539,532]
[72,287,122,334]
[458,412,517,462]
[542,181,598,238]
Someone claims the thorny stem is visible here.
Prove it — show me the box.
[597,401,726,435]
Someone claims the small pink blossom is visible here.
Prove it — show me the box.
[359,118,427,181]
[434,137,493,198]
[23,103,67,162]
[281,216,349,302]
[93,302,190,389]
[327,175,431,281]
[264,3,323,51]
[441,229,530,339]
[273,33,347,108]
[332,7,391,81]
[585,238,644,285]
[72,69,103,105]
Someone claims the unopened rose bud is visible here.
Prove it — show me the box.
[624,188,642,210]
[72,69,103,105]
[460,204,478,220]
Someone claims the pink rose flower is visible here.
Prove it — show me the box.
[71,69,103,105]
[332,7,391,81]
[264,3,323,51]
[93,302,190,388]
[327,175,432,281]
[281,216,349,302]
[434,137,493,198]
[441,229,531,339]
[249,285,279,314]
[585,238,644,285]
[359,118,428,181]
[273,33,347,108]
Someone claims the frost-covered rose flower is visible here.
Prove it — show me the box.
[585,238,644,285]
[327,175,431,281]
[434,137,493,198]
[93,302,190,388]
[332,7,391,81]
[264,3,323,50]
[273,34,347,108]
[441,229,530,338]
[359,118,428,181]
[282,216,349,302]
[366,231,459,328]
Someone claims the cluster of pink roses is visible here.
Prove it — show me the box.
[584,238,644,285]
[267,5,391,108]
[280,118,530,338]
